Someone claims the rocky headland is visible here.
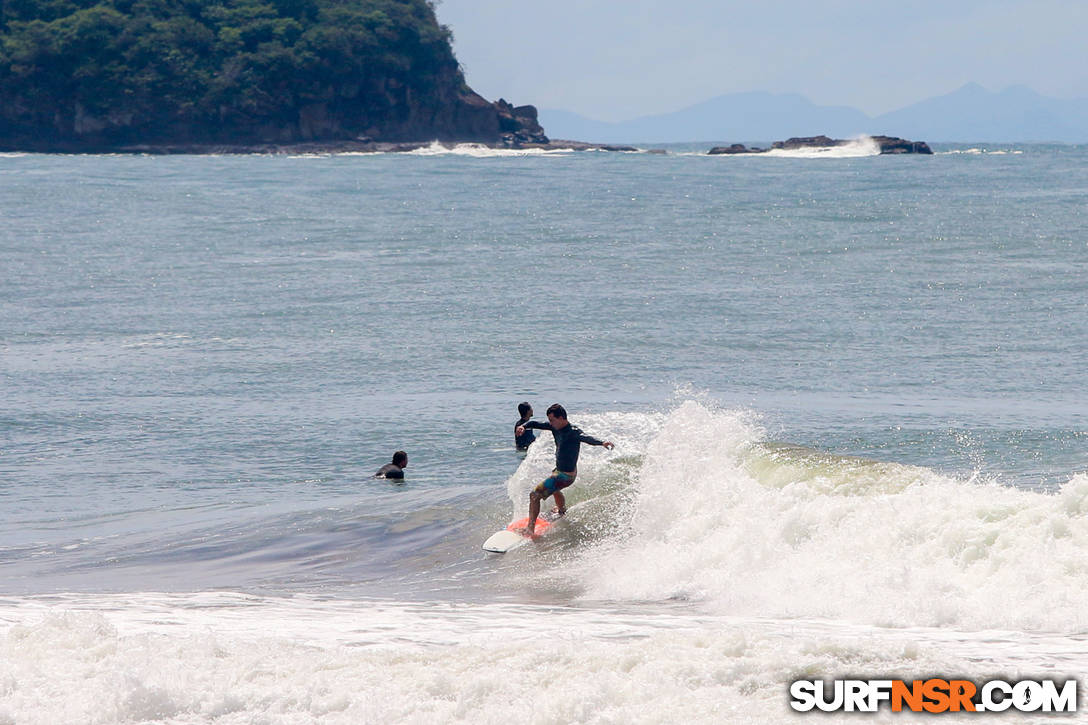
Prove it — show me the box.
[709,135,933,155]
[0,0,927,156]
[0,0,637,154]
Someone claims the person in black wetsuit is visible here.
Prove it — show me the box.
[515,402,536,451]
[514,403,613,535]
[375,451,407,479]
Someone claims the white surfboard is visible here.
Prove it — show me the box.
[482,516,555,553]
[482,529,530,553]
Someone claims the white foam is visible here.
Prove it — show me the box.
[765,136,881,159]
[504,410,664,512]
[1,593,1078,725]
[406,141,574,158]
[940,148,1024,155]
[577,401,1088,632]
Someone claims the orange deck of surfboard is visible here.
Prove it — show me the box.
[482,515,557,552]
[506,517,553,536]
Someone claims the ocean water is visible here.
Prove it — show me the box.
[1,140,1086,723]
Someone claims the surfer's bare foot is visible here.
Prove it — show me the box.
[550,506,566,517]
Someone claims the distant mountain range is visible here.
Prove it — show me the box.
[540,84,1088,144]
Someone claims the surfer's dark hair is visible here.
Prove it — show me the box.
[546,404,567,420]
[518,402,532,417]
[392,451,407,467]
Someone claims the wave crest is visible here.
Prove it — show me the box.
[574,401,1088,632]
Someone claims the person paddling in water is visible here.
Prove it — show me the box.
[514,403,614,536]
[375,451,407,480]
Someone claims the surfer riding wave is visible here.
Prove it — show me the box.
[515,404,614,535]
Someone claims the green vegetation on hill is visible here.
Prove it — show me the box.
[0,0,473,147]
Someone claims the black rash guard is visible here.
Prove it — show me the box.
[515,417,536,450]
[375,463,404,479]
[522,420,605,472]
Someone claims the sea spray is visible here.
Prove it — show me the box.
[504,410,664,513]
[766,136,882,159]
[406,141,575,157]
[576,402,1088,632]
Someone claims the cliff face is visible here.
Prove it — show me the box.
[0,0,547,151]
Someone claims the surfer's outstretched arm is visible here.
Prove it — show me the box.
[579,432,614,450]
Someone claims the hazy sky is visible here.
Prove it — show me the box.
[435,0,1088,121]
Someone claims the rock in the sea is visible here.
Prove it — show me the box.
[493,98,549,146]
[709,135,932,155]
[537,139,640,152]
[868,135,933,154]
[708,144,754,154]
[771,136,837,150]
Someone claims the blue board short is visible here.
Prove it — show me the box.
[534,470,575,498]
